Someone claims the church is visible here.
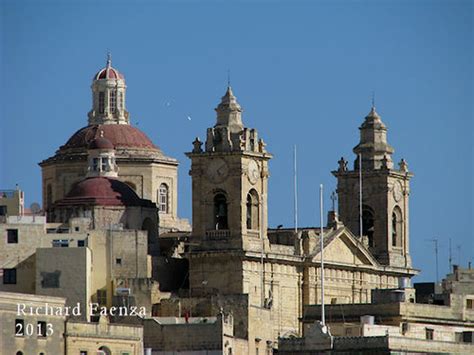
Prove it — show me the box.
[17,57,419,353]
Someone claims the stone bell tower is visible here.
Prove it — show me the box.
[333,105,413,268]
[186,86,272,252]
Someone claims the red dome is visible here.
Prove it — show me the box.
[94,66,124,80]
[61,124,159,151]
[55,177,154,207]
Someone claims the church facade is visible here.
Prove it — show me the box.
[155,85,419,353]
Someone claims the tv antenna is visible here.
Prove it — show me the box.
[426,238,439,283]
[30,202,41,222]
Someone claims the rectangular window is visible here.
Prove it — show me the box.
[109,91,116,113]
[7,229,18,243]
[80,351,88,355]
[98,92,105,114]
[116,258,122,265]
[467,299,473,309]
[15,319,24,336]
[97,289,107,306]
[37,321,47,337]
[0,205,7,216]
[52,239,69,247]
[93,157,99,171]
[101,158,107,172]
[77,240,85,247]
[426,328,434,340]
[3,268,16,284]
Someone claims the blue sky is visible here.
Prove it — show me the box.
[1,0,472,282]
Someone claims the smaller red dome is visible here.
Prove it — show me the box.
[55,177,155,207]
[94,66,124,80]
[88,136,114,150]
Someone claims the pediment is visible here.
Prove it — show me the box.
[310,227,379,267]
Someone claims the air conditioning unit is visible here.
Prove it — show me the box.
[116,287,131,296]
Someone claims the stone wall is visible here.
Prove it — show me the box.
[36,247,92,321]
[66,318,143,355]
[0,291,67,355]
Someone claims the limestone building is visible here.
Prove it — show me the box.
[39,56,189,232]
[153,86,418,354]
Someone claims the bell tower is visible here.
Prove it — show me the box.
[333,105,413,268]
[186,86,272,252]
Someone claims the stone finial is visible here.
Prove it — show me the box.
[381,154,389,170]
[106,51,112,68]
[258,139,266,153]
[239,134,246,150]
[399,158,408,172]
[337,157,348,172]
[192,137,203,153]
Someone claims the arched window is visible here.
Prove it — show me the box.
[98,346,112,355]
[392,206,403,247]
[214,193,228,230]
[246,189,259,230]
[16,352,23,355]
[46,184,53,208]
[361,205,375,247]
[158,183,169,213]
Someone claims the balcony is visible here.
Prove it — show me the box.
[205,229,230,240]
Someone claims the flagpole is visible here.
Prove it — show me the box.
[294,145,298,234]
[320,184,325,325]
[359,153,363,239]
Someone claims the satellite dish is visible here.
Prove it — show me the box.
[30,202,41,215]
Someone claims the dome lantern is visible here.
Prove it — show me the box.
[88,54,129,125]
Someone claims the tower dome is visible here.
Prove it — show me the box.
[88,53,128,125]
[93,55,125,80]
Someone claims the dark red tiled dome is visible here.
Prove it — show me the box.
[94,66,124,80]
[61,124,158,151]
[88,136,114,150]
[55,177,154,207]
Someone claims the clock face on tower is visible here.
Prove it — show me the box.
[247,159,260,185]
[206,158,229,183]
[393,181,403,202]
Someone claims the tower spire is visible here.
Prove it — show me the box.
[214,86,243,132]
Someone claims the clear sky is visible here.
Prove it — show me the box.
[1,0,472,282]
